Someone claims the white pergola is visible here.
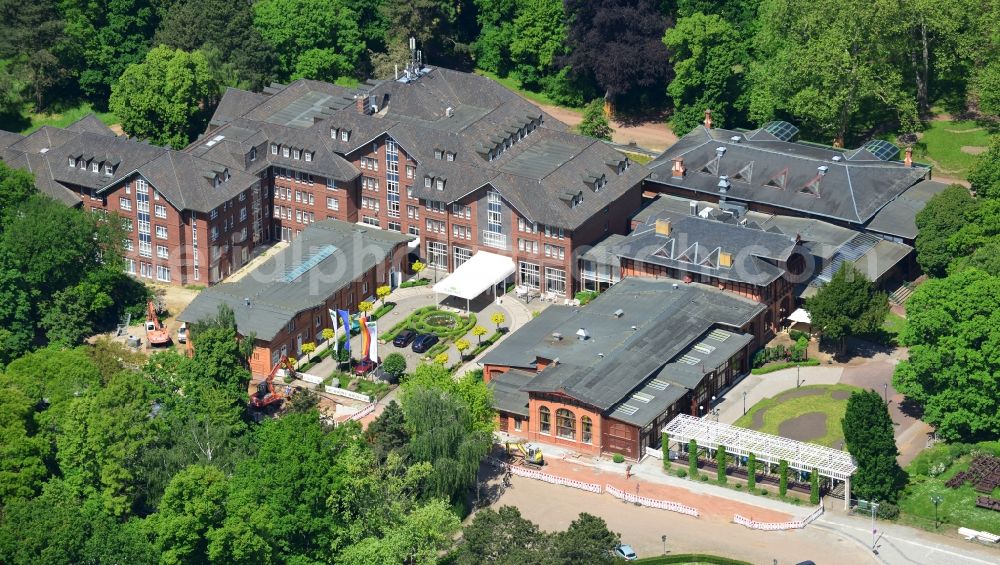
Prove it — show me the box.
[663,414,857,509]
[433,251,514,311]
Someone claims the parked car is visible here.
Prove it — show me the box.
[614,545,637,561]
[354,357,381,375]
[177,323,188,343]
[411,333,439,353]
[393,329,417,347]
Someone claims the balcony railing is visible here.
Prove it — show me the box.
[482,230,507,250]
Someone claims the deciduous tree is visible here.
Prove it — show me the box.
[841,390,907,502]
[110,46,219,149]
[968,136,1000,200]
[457,505,549,564]
[805,263,888,354]
[579,99,613,140]
[552,512,620,565]
[914,184,977,277]
[253,0,363,81]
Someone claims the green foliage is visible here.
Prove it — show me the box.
[663,12,747,134]
[578,99,613,140]
[968,136,1000,200]
[365,400,409,461]
[633,554,751,565]
[575,290,600,305]
[662,432,670,469]
[400,277,430,288]
[0,160,36,216]
[403,363,495,434]
[252,0,363,82]
[151,464,228,564]
[110,46,218,149]
[750,359,821,375]
[842,390,907,503]
[491,311,506,330]
[456,505,550,564]
[552,512,620,565]
[0,387,50,506]
[894,268,1000,441]
[688,439,698,476]
[509,0,568,89]
[810,468,820,505]
[778,459,788,496]
[915,184,977,277]
[805,263,888,353]
[612,453,625,464]
[716,445,727,483]
[471,325,488,343]
[382,352,407,378]
[747,453,756,490]
[676,468,687,478]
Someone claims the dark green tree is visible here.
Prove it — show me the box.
[893,268,1000,441]
[716,444,727,483]
[810,467,820,505]
[914,184,976,277]
[688,439,698,477]
[747,452,756,490]
[365,399,409,461]
[457,505,550,564]
[0,0,72,111]
[110,46,219,149]
[579,99,613,141]
[381,352,407,379]
[778,459,788,496]
[969,136,1000,200]
[661,431,669,469]
[151,464,228,564]
[552,512,620,565]
[663,11,747,134]
[0,387,50,506]
[805,263,888,354]
[379,0,477,69]
[253,0,364,81]
[841,390,907,503]
[0,161,37,217]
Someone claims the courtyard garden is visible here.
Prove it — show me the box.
[382,306,479,359]
[733,384,860,449]
[898,441,1000,533]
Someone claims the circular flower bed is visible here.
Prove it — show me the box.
[403,307,477,339]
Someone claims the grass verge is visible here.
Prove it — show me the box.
[883,118,995,179]
[473,69,583,111]
[733,384,860,448]
[6,102,119,135]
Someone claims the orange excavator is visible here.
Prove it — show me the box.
[145,300,171,346]
[250,355,294,410]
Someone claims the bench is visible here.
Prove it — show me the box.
[958,527,1000,543]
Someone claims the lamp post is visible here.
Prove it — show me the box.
[871,500,879,553]
[699,405,704,418]
[743,391,747,415]
[661,534,667,555]
[931,495,942,529]
[883,382,888,404]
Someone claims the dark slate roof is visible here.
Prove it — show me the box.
[613,207,798,286]
[65,114,116,136]
[481,278,763,414]
[646,126,930,225]
[209,87,272,127]
[489,370,533,417]
[178,219,411,340]
[865,180,951,240]
[133,151,260,213]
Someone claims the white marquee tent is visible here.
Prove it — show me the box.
[433,251,515,310]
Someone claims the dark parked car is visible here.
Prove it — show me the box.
[411,333,439,353]
[393,329,417,347]
[354,357,381,375]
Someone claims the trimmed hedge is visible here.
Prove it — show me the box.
[372,302,396,320]
[383,306,476,341]
[399,278,430,288]
[470,330,503,357]
[751,359,820,375]
[635,555,751,565]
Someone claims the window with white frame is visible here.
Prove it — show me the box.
[435,178,444,190]
[293,149,300,160]
[452,224,471,240]
[341,130,349,142]
[544,243,565,260]
[545,267,566,295]
[140,261,151,278]
[425,200,445,213]
[408,225,420,236]
[519,261,540,289]
[119,197,132,211]
[487,189,503,234]
[362,215,380,227]
[283,147,290,158]
[454,246,472,269]
[388,221,400,232]
[451,203,471,219]
[407,205,419,219]
[124,239,133,251]
[154,204,167,219]
[250,147,256,161]
[362,196,379,211]
[104,163,113,176]
[406,165,414,179]
[211,226,219,241]
[518,238,538,254]
[91,162,99,173]
[386,138,399,218]
[156,265,171,282]
[271,144,278,155]
[425,219,445,234]
[427,241,448,268]
[327,197,339,210]
[424,176,432,188]
[305,152,312,162]
[68,157,75,168]
[125,258,135,274]
[326,177,336,189]
[155,225,168,239]
[156,245,169,259]
[362,176,378,191]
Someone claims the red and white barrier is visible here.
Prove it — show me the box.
[733,501,824,531]
[349,402,377,421]
[487,457,603,494]
[605,485,700,517]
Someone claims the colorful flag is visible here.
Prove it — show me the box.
[367,319,378,361]
[359,315,371,361]
[328,309,339,354]
[337,309,351,352]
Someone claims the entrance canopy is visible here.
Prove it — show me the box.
[433,251,515,301]
[787,308,811,324]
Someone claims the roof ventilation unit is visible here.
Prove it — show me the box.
[817,165,829,176]
[716,146,727,156]
[446,107,454,118]
[576,328,589,340]
[552,332,563,341]
[730,136,741,143]
[717,175,731,193]
[832,155,843,162]
[613,308,624,318]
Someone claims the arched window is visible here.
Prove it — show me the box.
[556,408,576,441]
[538,406,551,434]
[581,416,593,444]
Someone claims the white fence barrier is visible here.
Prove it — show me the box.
[349,402,378,421]
[733,501,824,531]
[605,485,700,517]
[486,457,603,494]
[324,385,372,403]
[299,373,324,385]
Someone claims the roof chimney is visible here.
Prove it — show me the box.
[904,146,913,167]
[671,157,685,178]
[355,94,364,114]
[717,175,731,193]
[655,219,672,236]
[704,109,713,129]
[689,200,698,216]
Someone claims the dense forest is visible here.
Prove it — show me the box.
[2,0,999,148]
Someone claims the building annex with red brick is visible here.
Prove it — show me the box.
[481,277,765,460]
[177,219,410,376]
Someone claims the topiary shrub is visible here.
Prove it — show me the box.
[676,468,687,478]
[662,432,670,469]
[716,444,727,484]
[747,453,757,491]
[810,467,820,505]
[612,453,625,464]
[760,489,769,496]
[688,439,698,477]
[700,474,709,482]
[779,459,789,496]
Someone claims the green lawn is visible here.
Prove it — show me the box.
[621,151,654,165]
[884,119,995,179]
[4,102,119,135]
[882,311,907,342]
[899,450,1000,533]
[733,384,860,448]
[473,69,584,112]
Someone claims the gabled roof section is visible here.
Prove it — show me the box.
[65,114,116,136]
[731,161,753,183]
[764,167,788,189]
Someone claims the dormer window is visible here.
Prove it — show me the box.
[249,147,256,162]
[446,152,455,162]
[305,152,312,162]
[224,169,231,181]
[282,147,290,158]
[340,130,349,142]
[436,179,444,191]
[424,176,432,188]
[293,149,300,160]
[91,161,99,173]
[104,163,113,176]
[68,157,75,168]
[330,127,338,139]
[271,143,278,155]
[214,175,222,187]
[434,149,442,160]
[78,159,85,168]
